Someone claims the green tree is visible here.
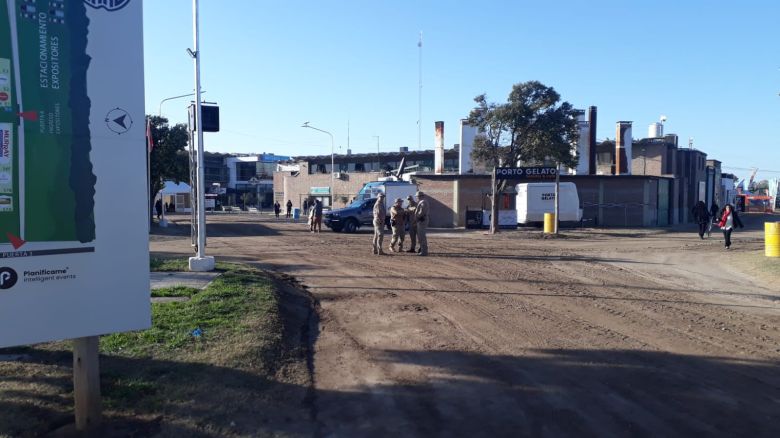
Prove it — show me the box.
[148,116,189,219]
[467,81,579,233]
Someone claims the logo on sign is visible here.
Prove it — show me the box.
[84,0,131,11]
[0,267,18,289]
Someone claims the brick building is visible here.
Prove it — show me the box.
[273,148,459,209]
[412,174,672,228]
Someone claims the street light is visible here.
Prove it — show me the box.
[158,90,206,117]
[301,122,335,204]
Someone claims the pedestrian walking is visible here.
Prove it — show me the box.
[372,193,386,255]
[389,198,406,252]
[692,201,709,239]
[415,191,430,256]
[406,194,418,253]
[718,204,744,250]
[154,198,163,221]
[311,199,323,233]
[273,201,281,219]
[286,200,292,218]
[707,201,719,237]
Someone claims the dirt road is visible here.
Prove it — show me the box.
[150,214,780,437]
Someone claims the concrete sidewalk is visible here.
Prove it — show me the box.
[151,271,220,290]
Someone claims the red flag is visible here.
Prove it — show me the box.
[146,117,154,153]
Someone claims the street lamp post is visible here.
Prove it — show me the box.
[155,91,205,229]
[187,0,214,272]
[302,122,335,204]
[373,135,380,171]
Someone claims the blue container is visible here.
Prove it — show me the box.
[292,208,301,220]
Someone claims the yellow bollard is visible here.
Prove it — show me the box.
[766,222,780,257]
[544,213,556,234]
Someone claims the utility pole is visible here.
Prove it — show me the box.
[417,31,422,150]
[373,135,380,171]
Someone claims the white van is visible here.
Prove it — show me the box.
[516,182,582,224]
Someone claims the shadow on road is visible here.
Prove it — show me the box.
[336,348,780,437]
[2,345,778,436]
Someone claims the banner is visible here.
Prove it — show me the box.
[0,0,149,347]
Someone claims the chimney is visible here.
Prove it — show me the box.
[615,121,633,175]
[588,106,597,175]
[434,121,444,174]
[459,119,477,175]
[574,110,589,175]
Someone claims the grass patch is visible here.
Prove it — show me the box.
[149,257,189,272]
[103,263,274,357]
[1,260,314,436]
[102,374,160,410]
[150,286,199,298]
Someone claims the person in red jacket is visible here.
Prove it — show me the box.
[718,204,744,249]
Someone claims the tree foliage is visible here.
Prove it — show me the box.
[467,81,580,190]
[148,115,190,207]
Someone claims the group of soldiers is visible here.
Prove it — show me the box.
[372,191,430,256]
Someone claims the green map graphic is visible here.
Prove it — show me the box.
[0,0,95,244]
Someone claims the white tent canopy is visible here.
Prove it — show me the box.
[159,181,191,195]
[157,181,193,213]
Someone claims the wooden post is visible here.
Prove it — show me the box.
[73,336,102,431]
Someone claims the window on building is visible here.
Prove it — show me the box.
[257,162,275,177]
[237,162,257,181]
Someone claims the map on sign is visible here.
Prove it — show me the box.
[0,0,96,253]
[1,0,150,348]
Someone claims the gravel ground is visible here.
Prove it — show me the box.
[151,213,780,437]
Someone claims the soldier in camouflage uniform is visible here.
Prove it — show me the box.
[372,193,387,255]
[415,191,430,256]
[405,194,418,253]
[389,198,406,252]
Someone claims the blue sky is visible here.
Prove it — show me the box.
[143,0,780,181]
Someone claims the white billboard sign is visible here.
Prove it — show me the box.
[0,0,150,347]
